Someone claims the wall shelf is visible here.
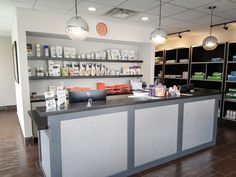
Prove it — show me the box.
[191,79,223,82]
[165,63,189,65]
[226,80,236,83]
[223,117,236,122]
[29,75,143,80]
[191,62,224,64]
[164,77,188,80]
[28,56,143,63]
[224,98,236,103]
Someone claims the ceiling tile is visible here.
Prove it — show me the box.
[161,17,181,26]
[35,0,74,10]
[167,21,199,31]
[86,0,127,7]
[217,7,236,19]
[192,15,227,25]
[170,10,206,20]
[170,0,220,9]
[128,13,158,23]
[33,5,70,15]
[6,0,36,8]
[147,3,187,17]
[76,1,113,16]
[118,0,159,12]
[196,0,236,13]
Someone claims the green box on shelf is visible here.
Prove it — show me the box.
[207,76,222,80]
[212,72,222,78]
[194,72,205,76]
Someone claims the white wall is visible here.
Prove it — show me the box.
[0,36,16,107]
[158,29,236,50]
[11,8,155,138]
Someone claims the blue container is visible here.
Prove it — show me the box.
[211,58,223,62]
[233,55,236,61]
[231,71,236,76]
[228,75,236,81]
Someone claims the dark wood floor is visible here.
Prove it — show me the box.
[0,110,236,177]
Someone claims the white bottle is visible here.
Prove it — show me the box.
[36,44,41,57]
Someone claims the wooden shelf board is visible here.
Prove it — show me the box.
[222,117,236,122]
[226,80,236,83]
[224,98,236,103]
[164,77,188,80]
[191,79,222,82]
[29,75,143,80]
[191,62,224,64]
[28,56,143,63]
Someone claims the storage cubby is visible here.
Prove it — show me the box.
[160,47,190,87]
[165,49,177,61]
[177,48,189,62]
[192,44,225,62]
[228,42,236,61]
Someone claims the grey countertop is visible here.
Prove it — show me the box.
[34,89,222,117]
[29,89,222,130]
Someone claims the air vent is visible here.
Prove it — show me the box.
[103,8,137,19]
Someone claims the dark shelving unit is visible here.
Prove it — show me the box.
[190,43,226,91]
[163,47,190,87]
[190,43,227,119]
[154,50,164,83]
[222,42,236,122]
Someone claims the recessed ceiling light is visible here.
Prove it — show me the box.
[141,17,149,21]
[88,7,96,12]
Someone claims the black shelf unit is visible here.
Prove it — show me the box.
[154,50,164,83]
[190,43,227,119]
[29,75,143,80]
[222,42,236,121]
[163,47,190,87]
[190,43,226,91]
[28,56,143,63]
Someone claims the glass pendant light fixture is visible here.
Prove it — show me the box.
[66,0,89,41]
[202,6,218,50]
[150,0,167,45]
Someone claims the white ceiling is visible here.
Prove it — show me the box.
[0,0,236,36]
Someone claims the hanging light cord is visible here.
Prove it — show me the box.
[75,0,78,16]
[159,0,162,28]
[210,6,213,36]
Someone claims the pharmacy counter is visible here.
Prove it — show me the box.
[29,89,221,177]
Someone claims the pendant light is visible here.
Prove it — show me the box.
[202,6,218,50]
[65,0,89,41]
[150,0,167,45]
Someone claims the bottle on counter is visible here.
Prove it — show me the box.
[148,85,155,97]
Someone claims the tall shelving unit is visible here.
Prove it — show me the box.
[222,42,236,121]
[190,43,227,118]
[154,50,164,83]
[155,47,190,87]
[164,47,190,87]
[190,43,226,91]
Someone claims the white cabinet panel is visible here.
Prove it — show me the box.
[135,104,178,166]
[60,112,128,177]
[182,99,215,151]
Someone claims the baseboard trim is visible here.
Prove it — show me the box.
[24,136,35,145]
[0,105,16,111]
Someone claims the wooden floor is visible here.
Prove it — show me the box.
[0,110,236,177]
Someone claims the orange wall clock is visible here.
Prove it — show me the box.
[96,22,108,36]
